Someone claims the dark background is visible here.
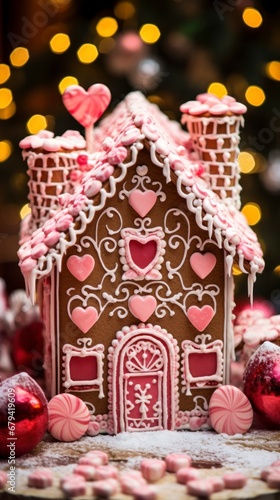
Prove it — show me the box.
[0,0,280,310]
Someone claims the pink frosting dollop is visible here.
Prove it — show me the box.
[180,93,247,117]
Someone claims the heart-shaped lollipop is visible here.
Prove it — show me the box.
[62,84,111,152]
[62,84,111,127]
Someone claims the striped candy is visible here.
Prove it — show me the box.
[209,385,253,435]
[48,393,90,442]
[62,84,111,127]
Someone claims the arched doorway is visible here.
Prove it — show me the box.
[108,324,179,434]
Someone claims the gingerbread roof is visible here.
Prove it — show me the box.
[18,91,264,301]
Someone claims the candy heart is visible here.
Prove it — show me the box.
[190,252,217,279]
[62,84,111,127]
[187,305,215,331]
[129,295,157,322]
[67,254,95,281]
[129,190,157,217]
[243,341,280,428]
[71,306,98,333]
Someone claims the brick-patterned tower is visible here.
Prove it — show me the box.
[180,93,247,209]
[19,131,86,233]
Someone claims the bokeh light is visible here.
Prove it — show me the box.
[232,264,243,276]
[0,101,16,120]
[139,24,161,44]
[27,115,47,134]
[0,64,11,84]
[77,44,98,64]
[96,17,118,37]
[241,202,262,226]
[20,203,31,220]
[238,152,255,174]
[245,85,266,106]
[58,76,79,94]
[242,8,263,28]
[114,1,135,20]
[265,61,280,81]
[10,47,29,67]
[0,141,12,162]
[0,88,13,109]
[207,82,227,98]
[49,33,70,54]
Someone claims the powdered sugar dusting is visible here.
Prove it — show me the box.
[3,429,279,474]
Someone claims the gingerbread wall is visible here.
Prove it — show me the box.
[56,147,228,432]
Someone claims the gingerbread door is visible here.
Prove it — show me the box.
[108,325,179,434]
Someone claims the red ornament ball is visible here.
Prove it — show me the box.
[0,372,48,457]
[243,341,280,428]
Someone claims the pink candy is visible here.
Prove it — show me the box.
[78,456,103,467]
[165,452,191,472]
[85,449,109,464]
[208,476,225,492]
[176,466,200,484]
[223,471,247,489]
[27,468,53,489]
[187,478,214,497]
[95,465,119,480]
[120,475,147,495]
[267,471,280,489]
[132,484,157,500]
[141,459,166,483]
[209,385,253,435]
[60,474,86,486]
[92,478,120,497]
[62,480,87,497]
[48,393,90,442]
[73,464,96,480]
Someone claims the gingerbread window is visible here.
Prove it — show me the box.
[181,334,223,396]
[62,338,104,397]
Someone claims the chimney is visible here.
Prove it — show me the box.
[180,93,247,209]
[19,130,86,233]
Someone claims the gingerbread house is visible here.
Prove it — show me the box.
[18,90,264,434]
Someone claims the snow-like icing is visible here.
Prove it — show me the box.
[18,91,264,302]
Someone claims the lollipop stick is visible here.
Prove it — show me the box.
[85,126,94,153]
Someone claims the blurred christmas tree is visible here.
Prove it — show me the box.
[0,0,280,308]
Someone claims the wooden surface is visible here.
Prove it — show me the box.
[0,429,280,499]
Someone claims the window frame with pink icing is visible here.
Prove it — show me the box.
[181,333,223,396]
[62,338,105,397]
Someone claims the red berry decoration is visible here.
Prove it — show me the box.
[243,341,280,428]
[0,372,48,457]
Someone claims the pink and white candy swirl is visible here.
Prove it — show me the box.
[48,393,90,442]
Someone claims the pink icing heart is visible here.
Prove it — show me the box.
[129,295,157,322]
[67,254,95,281]
[189,252,217,279]
[187,305,215,332]
[71,306,98,333]
[129,190,157,217]
[62,84,111,127]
